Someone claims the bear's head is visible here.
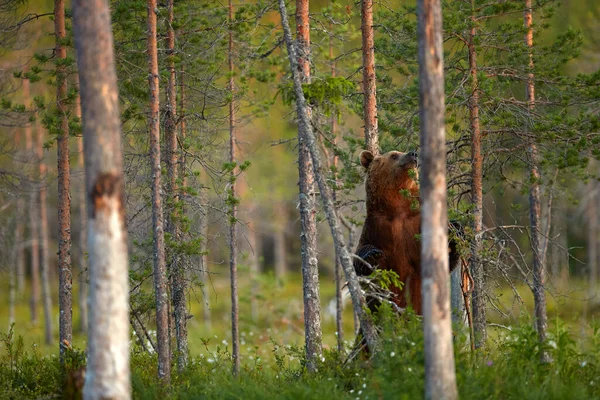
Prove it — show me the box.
[360,150,419,213]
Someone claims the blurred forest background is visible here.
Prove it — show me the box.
[0,0,599,362]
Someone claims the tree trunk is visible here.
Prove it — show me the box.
[588,185,598,297]
[228,0,240,376]
[75,81,88,334]
[417,0,458,398]
[248,218,261,322]
[38,124,53,346]
[361,0,378,156]
[329,16,344,353]
[199,206,211,330]
[165,0,188,372]
[468,7,486,348]
[296,0,323,372]
[524,0,548,359]
[147,0,171,383]
[55,0,73,358]
[9,203,21,327]
[274,202,288,282]
[279,0,378,353]
[24,75,40,325]
[72,2,130,397]
[450,267,466,326]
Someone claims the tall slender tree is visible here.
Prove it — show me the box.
[417,0,458,398]
[165,0,188,372]
[524,0,548,358]
[227,0,240,376]
[361,0,378,156]
[72,1,130,397]
[75,81,88,334]
[55,0,73,357]
[295,0,323,372]
[468,0,486,348]
[279,0,378,353]
[147,0,171,382]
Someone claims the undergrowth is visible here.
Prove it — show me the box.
[1,313,600,399]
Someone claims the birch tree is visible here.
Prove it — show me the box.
[417,0,458,398]
[72,1,130,397]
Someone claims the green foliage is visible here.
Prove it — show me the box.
[280,77,355,118]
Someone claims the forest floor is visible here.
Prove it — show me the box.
[1,273,600,399]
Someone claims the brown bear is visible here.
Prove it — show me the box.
[354,149,458,315]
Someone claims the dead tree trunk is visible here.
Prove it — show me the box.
[279,0,378,353]
[75,81,88,334]
[55,0,73,358]
[361,0,378,156]
[524,0,548,358]
[468,6,486,348]
[165,0,188,372]
[417,0,458,398]
[147,0,171,382]
[227,0,240,376]
[295,0,323,373]
[72,2,131,397]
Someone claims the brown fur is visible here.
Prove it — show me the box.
[354,149,430,314]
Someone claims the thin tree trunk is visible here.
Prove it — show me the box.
[15,101,26,293]
[75,81,88,334]
[274,202,288,282]
[72,2,130,397]
[417,0,458,398]
[9,204,21,327]
[279,0,378,353]
[147,0,171,383]
[588,186,597,296]
[55,0,73,358]
[450,267,466,326]
[329,12,344,353]
[468,4,486,348]
[361,0,378,156]
[165,0,188,372]
[524,0,548,358]
[296,0,323,372]
[38,124,53,346]
[248,218,260,322]
[199,207,211,330]
[227,0,240,376]
[24,75,40,325]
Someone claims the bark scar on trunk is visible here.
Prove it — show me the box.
[90,173,125,219]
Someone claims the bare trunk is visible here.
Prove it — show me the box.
[75,82,88,334]
[55,0,73,358]
[417,0,458,398]
[450,267,466,326]
[274,203,288,282]
[468,8,486,348]
[24,76,40,325]
[38,126,53,346]
[9,201,22,327]
[295,0,323,372]
[588,186,598,296]
[147,0,171,382]
[524,0,548,358]
[72,2,130,397]
[248,218,260,322]
[279,0,378,352]
[164,0,187,372]
[361,0,378,156]
[227,0,240,377]
[199,208,211,329]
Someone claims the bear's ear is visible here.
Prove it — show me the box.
[360,150,375,169]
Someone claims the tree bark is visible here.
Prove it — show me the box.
[72,2,130,397]
[75,81,88,334]
[147,0,171,383]
[38,123,53,346]
[361,0,378,156]
[23,75,40,325]
[279,0,378,353]
[296,0,323,372]
[524,0,548,359]
[228,0,240,376]
[417,0,458,398]
[165,0,188,372]
[55,0,73,358]
[468,5,486,348]
[198,206,211,330]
